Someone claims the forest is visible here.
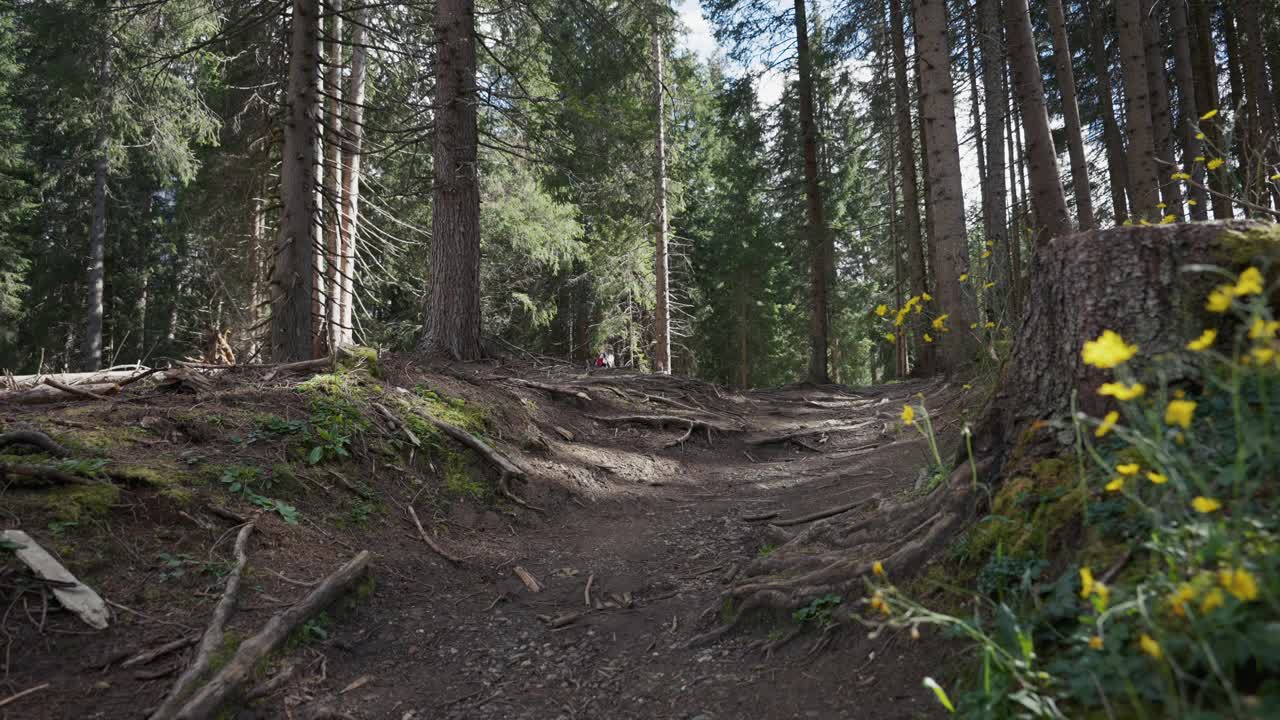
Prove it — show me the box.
[0,0,1278,718]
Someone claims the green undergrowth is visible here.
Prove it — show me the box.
[869,262,1280,719]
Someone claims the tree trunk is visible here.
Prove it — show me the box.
[1188,0,1230,219]
[652,31,671,375]
[338,15,365,348]
[1143,1,1180,218]
[963,3,986,220]
[977,0,1009,316]
[1169,0,1207,220]
[1085,0,1130,224]
[1004,68,1023,315]
[82,37,111,372]
[912,0,976,368]
[1220,1,1247,207]
[1238,0,1276,209]
[271,0,322,362]
[323,0,343,349]
[1006,0,1071,244]
[889,0,932,374]
[420,0,482,361]
[794,0,830,384]
[1115,0,1161,220]
[1045,0,1094,229]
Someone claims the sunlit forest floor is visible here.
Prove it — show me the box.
[1,356,980,718]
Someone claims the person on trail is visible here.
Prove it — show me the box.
[604,349,615,368]
[595,353,606,368]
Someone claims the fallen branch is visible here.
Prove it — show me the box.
[741,511,780,523]
[0,462,96,486]
[0,683,49,709]
[150,522,255,720]
[244,663,295,702]
[122,635,198,669]
[769,495,881,528]
[422,414,545,513]
[166,550,371,720]
[0,430,72,457]
[662,421,695,449]
[42,377,117,400]
[513,566,542,593]
[584,573,595,607]
[1,382,120,405]
[407,506,463,565]
[508,378,592,402]
[262,356,333,381]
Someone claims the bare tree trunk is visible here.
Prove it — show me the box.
[271,0,322,362]
[1221,1,1248,208]
[1238,0,1277,209]
[1004,68,1022,314]
[1006,0,1071,244]
[963,3,986,216]
[338,16,366,347]
[889,0,932,374]
[1045,0,1094,229]
[322,0,342,349]
[1169,0,1207,220]
[82,37,111,372]
[977,0,1009,316]
[652,31,671,375]
[1189,0,1230,219]
[794,0,830,384]
[1115,0,1161,220]
[912,0,976,367]
[246,194,265,357]
[1085,0,1130,224]
[1143,2,1180,218]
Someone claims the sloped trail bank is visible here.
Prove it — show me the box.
[0,359,971,719]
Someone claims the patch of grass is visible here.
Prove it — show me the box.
[442,452,488,500]
[297,372,371,465]
[45,482,120,522]
[412,385,487,433]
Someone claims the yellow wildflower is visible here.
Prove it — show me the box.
[884,332,897,343]
[1201,108,1218,120]
[873,561,885,577]
[1079,567,1095,598]
[1082,330,1138,369]
[981,250,992,259]
[983,282,996,289]
[1174,389,1185,398]
[1165,399,1196,429]
[1168,583,1197,617]
[921,292,933,302]
[959,273,968,282]
[984,321,996,329]
[1195,132,1205,140]
[1272,173,1280,180]
[1095,411,1119,437]
[869,591,890,616]
[875,304,888,317]
[1194,155,1205,162]
[1200,587,1225,613]
[1234,267,1264,296]
[1140,634,1163,660]
[1146,471,1168,484]
[1156,202,1167,209]
[970,323,978,329]
[1116,463,1139,476]
[1161,215,1177,224]
[901,404,915,425]
[1206,284,1234,312]
[1207,158,1225,170]
[914,303,923,314]
[1088,635,1104,650]
[1192,496,1221,513]
[1105,477,1125,492]
[1098,382,1146,400]
[1219,568,1259,602]
[924,333,934,343]
[1248,318,1279,339]
[1188,199,1198,206]
[1095,582,1110,609]
[932,314,949,331]
[1140,219,1152,226]
[1123,219,1134,226]
[1171,172,1192,181]
[1252,347,1277,365]
[1186,328,1217,351]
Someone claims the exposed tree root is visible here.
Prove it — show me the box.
[0,463,100,486]
[507,378,593,403]
[744,421,876,447]
[768,495,881,528]
[408,505,464,565]
[0,430,72,457]
[150,522,254,720]
[166,550,371,720]
[585,414,737,435]
[417,411,545,513]
[662,421,695,448]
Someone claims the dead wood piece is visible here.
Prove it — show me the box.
[553,425,575,442]
[150,522,254,720]
[2,530,108,629]
[204,504,248,525]
[155,368,214,394]
[513,566,542,593]
[509,378,592,402]
[122,635,198,669]
[769,496,881,528]
[662,421,695,449]
[0,462,98,486]
[1,382,121,405]
[0,682,50,709]
[245,663,295,702]
[408,505,464,565]
[42,377,117,400]
[5,368,148,388]
[584,573,594,607]
[585,414,733,433]
[165,550,371,720]
[740,511,780,523]
[0,430,72,457]
[325,469,373,499]
[546,610,588,628]
[262,356,333,381]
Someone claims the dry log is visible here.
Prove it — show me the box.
[262,357,333,381]
[407,506,463,565]
[0,430,71,457]
[2,530,109,629]
[150,522,254,720]
[509,378,592,402]
[167,550,371,720]
[0,382,121,405]
[3,367,148,389]
[42,377,117,400]
[122,635,198,669]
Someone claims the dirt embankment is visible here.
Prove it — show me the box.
[1,356,974,719]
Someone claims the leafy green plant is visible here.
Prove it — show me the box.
[793,593,843,627]
[218,465,299,524]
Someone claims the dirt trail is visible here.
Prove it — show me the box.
[1,364,966,719]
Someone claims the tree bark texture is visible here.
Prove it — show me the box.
[1169,0,1207,220]
[1005,0,1071,245]
[1143,2,1180,217]
[977,0,1010,319]
[653,32,671,375]
[1115,0,1161,220]
[889,0,932,374]
[271,0,322,362]
[1237,0,1277,209]
[420,0,483,361]
[1085,0,1130,224]
[323,0,343,349]
[794,0,831,384]
[338,15,366,348]
[1188,0,1230,219]
[912,0,976,367]
[1045,0,1094,230]
[82,35,112,372]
